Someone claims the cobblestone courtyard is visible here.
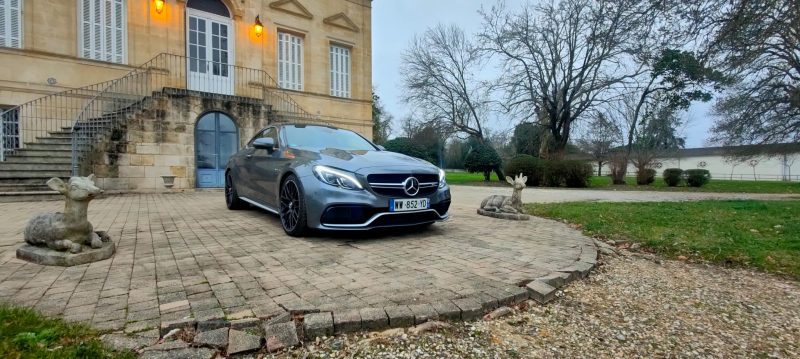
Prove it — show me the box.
[0,187,595,335]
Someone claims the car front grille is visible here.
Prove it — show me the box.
[367,173,439,198]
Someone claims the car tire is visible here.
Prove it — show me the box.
[225,173,247,210]
[279,174,308,236]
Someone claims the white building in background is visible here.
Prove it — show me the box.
[597,144,800,181]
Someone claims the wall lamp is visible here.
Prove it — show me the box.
[254,15,264,37]
[154,0,165,14]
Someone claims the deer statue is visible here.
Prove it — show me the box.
[24,174,108,253]
[479,173,527,214]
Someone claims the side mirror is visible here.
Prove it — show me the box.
[253,137,275,152]
[376,145,386,151]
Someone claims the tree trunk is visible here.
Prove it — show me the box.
[483,171,491,181]
[493,166,505,182]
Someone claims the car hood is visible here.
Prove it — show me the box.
[294,147,439,174]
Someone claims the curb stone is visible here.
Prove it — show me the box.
[303,312,334,340]
[333,309,362,334]
[359,307,389,330]
[526,280,557,304]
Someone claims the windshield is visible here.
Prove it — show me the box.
[283,125,377,151]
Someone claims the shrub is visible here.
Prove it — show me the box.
[384,137,432,163]
[542,160,564,187]
[562,160,593,188]
[609,152,628,185]
[539,160,593,188]
[636,168,656,185]
[464,142,503,181]
[685,169,711,187]
[663,168,684,186]
[503,154,543,186]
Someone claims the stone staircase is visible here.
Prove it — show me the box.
[0,128,74,202]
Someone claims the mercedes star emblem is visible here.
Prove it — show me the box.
[403,177,420,196]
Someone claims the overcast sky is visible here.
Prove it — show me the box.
[371,0,714,148]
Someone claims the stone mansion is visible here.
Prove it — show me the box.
[0,0,372,196]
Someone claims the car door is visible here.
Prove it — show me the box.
[248,127,283,207]
[234,129,264,199]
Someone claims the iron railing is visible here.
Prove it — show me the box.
[0,53,335,173]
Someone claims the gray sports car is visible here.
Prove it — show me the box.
[225,124,451,236]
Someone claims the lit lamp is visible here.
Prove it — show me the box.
[154,0,165,14]
[254,15,264,37]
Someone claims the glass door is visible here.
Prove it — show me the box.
[196,112,238,188]
[187,9,234,95]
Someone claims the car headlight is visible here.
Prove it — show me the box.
[439,168,447,188]
[313,165,363,190]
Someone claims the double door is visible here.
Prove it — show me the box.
[196,112,238,188]
[187,9,233,95]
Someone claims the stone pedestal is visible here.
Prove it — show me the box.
[16,241,115,266]
[477,209,530,221]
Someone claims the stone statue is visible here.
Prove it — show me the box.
[477,173,530,220]
[480,173,527,213]
[24,174,108,253]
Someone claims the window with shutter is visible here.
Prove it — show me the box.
[79,0,126,63]
[0,0,23,48]
[278,32,303,91]
[330,45,351,98]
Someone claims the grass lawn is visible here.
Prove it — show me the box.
[527,200,800,278]
[445,171,800,194]
[0,304,135,359]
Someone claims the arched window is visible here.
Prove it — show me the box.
[187,0,230,18]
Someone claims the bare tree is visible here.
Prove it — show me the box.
[480,0,653,157]
[401,24,492,142]
[707,0,799,145]
[576,113,621,176]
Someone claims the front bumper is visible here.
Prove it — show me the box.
[300,174,451,230]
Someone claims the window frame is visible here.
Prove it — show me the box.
[329,44,351,98]
[277,31,304,91]
[0,0,23,49]
[77,0,128,64]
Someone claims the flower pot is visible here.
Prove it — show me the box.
[161,175,176,188]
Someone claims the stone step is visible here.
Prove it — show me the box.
[0,169,72,179]
[0,162,72,171]
[22,143,72,151]
[0,183,52,192]
[1,156,72,164]
[48,131,74,136]
[34,136,73,145]
[7,148,72,158]
[0,191,62,203]
[0,177,66,186]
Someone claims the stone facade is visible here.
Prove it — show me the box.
[92,90,272,191]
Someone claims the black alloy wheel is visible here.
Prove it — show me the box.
[279,175,308,236]
[225,173,247,210]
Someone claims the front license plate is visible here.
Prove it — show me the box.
[390,198,429,212]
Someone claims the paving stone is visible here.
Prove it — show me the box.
[538,272,572,288]
[229,318,261,333]
[197,319,228,332]
[360,307,390,330]
[144,339,190,351]
[407,303,438,325]
[264,311,292,326]
[160,318,197,337]
[139,347,216,359]
[332,309,362,334]
[304,312,334,339]
[192,327,228,350]
[526,280,557,304]
[473,292,500,311]
[452,298,483,321]
[383,305,414,328]
[559,261,595,279]
[227,329,263,355]
[264,322,300,353]
[430,300,461,321]
[101,333,156,351]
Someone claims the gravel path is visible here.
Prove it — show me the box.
[272,250,800,358]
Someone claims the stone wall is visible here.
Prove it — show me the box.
[92,90,272,191]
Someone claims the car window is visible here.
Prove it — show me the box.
[283,125,376,151]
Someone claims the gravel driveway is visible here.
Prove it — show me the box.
[276,250,800,358]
